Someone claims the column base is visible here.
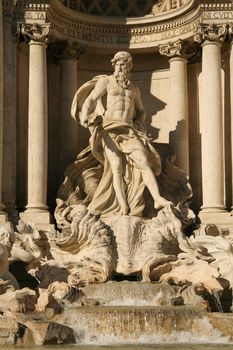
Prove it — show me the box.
[20,211,54,230]
[199,210,233,226]
[0,211,12,229]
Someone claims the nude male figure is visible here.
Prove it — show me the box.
[80,51,169,215]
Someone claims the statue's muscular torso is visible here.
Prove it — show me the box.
[104,75,136,124]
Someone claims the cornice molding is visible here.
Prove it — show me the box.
[5,0,233,50]
[47,0,201,50]
[46,0,233,50]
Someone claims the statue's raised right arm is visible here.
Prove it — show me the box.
[80,76,108,128]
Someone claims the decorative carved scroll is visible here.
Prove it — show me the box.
[21,22,50,43]
[159,39,196,59]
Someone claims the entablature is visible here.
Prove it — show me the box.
[46,0,232,51]
[4,0,233,51]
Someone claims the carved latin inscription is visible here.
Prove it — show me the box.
[202,11,233,21]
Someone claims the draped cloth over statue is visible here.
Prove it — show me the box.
[71,76,161,217]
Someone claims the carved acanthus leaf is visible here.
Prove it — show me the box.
[194,23,227,44]
[21,22,50,43]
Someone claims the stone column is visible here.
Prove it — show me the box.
[230,25,233,212]
[50,41,81,179]
[159,40,194,175]
[0,1,8,223]
[194,23,228,219]
[20,23,52,227]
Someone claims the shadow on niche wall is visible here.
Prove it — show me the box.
[142,86,167,142]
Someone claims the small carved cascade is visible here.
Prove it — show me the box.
[61,0,157,17]
[62,305,214,344]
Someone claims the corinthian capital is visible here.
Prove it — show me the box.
[159,39,196,60]
[194,23,227,44]
[21,23,50,43]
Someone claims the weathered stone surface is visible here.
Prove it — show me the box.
[0,316,18,346]
[14,316,75,345]
[1,4,233,344]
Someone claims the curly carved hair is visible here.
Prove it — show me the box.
[111,51,133,68]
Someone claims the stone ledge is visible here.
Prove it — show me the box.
[19,211,54,230]
[198,211,233,226]
[0,315,18,346]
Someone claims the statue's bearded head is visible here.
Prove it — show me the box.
[111,51,133,86]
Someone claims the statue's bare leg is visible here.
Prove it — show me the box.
[130,150,170,210]
[141,167,170,209]
[104,140,129,215]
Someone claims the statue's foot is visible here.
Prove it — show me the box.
[154,197,171,210]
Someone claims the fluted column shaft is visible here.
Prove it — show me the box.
[195,24,227,213]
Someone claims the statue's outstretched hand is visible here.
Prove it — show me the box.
[79,113,89,128]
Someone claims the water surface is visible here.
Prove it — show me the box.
[2,345,233,350]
